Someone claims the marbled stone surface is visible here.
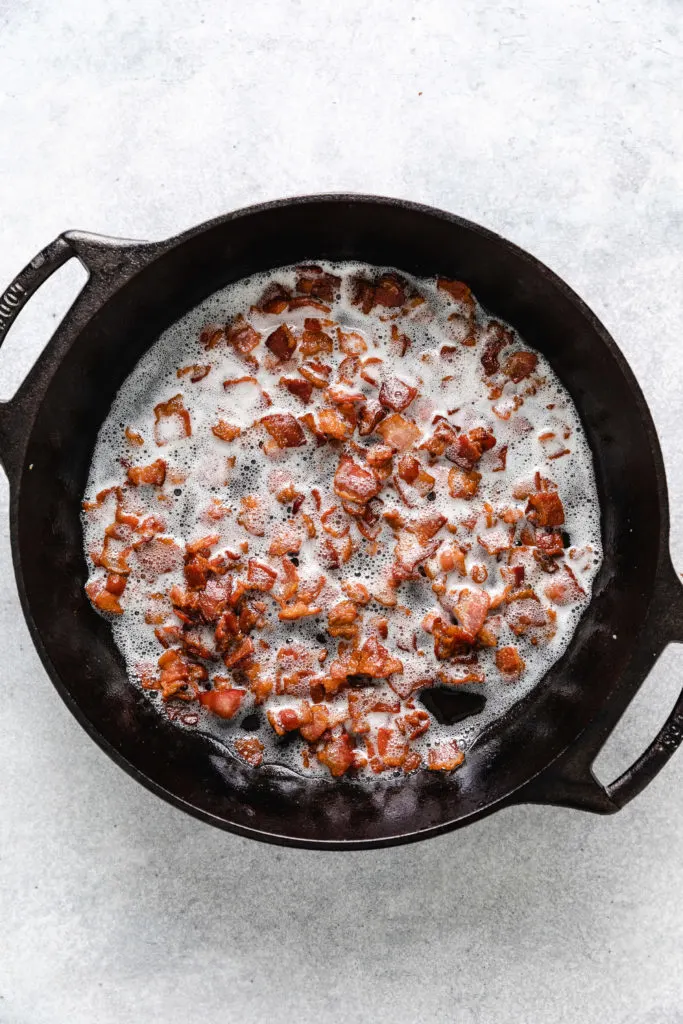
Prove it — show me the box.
[1,2,682,1022]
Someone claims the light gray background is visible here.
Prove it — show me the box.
[1,2,682,1022]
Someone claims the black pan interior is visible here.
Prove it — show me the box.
[11,198,663,845]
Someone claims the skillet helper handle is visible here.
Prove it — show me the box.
[605,562,683,809]
[0,235,75,345]
[520,558,683,814]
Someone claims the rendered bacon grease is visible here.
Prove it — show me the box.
[82,262,602,779]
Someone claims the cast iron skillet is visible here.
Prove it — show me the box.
[1,195,682,849]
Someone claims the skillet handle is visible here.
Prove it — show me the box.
[518,557,683,815]
[0,235,75,345]
[0,231,158,479]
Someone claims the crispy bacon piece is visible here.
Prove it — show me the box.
[377,727,409,768]
[86,580,123,614]
[427,739,465,771]
[127,459,166,486]
[327,600,359,639]
[354,636,404,678]
[317,407,353,440]
[211,420,241,442]
[448,467,481,500]
[153,394,192,446]
[299,703,330,742]
[223,637,255,669]
[317,733,355,777]
[280,377,313,404]
[177,363,211,382]
[267,702,313,736]
[125,426,144,446]
[480,322,512,376]
[543,565,585,605]
[199,687,246,719]
[341,580,371,604]
[390,323,411,357]
[268,524,302,557]
[438,543,468,576]
[257,282,291,314]
[300,322,334,358]
[503,351,538,382]
[495,645,525,677]
[199,324,224,349]
[337,328,368,355]
[296,265,341,302]
[536,532,565,557]
[278,601,321,621]
[334,453,382,506]
[234,736,264,766]
[226,316,261,362]
[357,399,387,436]
[376,413,421,451]
[298,359,332,388]
[437,278,474,307]
[526,491,565,527]
[247,559,278,591]
[454,589,491,639]
[506,596,547,635]
[261,413,306,449]
[237,495,266,536]
[266,324,297,361]
[379,377,418,412]
[321,506,350,538]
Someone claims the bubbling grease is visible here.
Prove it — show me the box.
[82,261,602,778]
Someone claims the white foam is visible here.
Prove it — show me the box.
[82,261,603,778]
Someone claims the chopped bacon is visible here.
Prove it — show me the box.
[495,646,525,677]
[506,596,547,635]
[503,351,538,382]
[299,325,334,358]
[438,543,468,576]
[390,323,411,357]
[266,324,297,361]
[317,407,353,440]
[357,399,387,436]
[379,377,418,412]
[321,506,350,537]
[125,426,144,446]
[177,363,212,382]
[268,702,313,736]
[526,491,565,527]
[234,736,264,766]
[127,459,166,486]
[211,420,241,442]
[454,588,491,639]
[296,265,341,302]
[317,732,355,777]
[247,559,278,591]
[153,394,192,446]
[280,377,313,404]
[480,322,512,376]
[198,688,246,720]
[261,413,306,449]
[199,324,225,349]
[278,601,321,621]
[298,359,332,388]
[337,328,368,355]
[341,580,371,604]
[268,524,302,557]
[327,600,359,639]
[237,495,266,536]
[223,637,255,669]
[427,739,465,771]
[226,316,261,362]
[334,453,382,505]
[377,727,408,768]
[86,580,123,614]
[543,565,585,605]
[298,703,329,742]
[354,636,403,678]
[448,467,481,499]
[437,278,474,306]
[376,413,421,451]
